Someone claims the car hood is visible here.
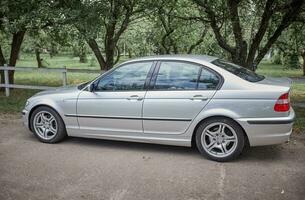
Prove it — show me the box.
[32,85,79,97]
[257,77,292,88]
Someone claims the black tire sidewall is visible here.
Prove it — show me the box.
[30,106,66,143]
[195,117,245,162]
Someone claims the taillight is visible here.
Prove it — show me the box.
[274,92,290,112]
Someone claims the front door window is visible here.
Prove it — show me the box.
[95,62,153,91]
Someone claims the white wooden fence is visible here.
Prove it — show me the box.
[0,64,103,97]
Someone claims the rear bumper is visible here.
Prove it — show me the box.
[236,109,295,146]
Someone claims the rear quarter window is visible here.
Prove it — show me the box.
[198,68,220,90]
[212,59,264,82]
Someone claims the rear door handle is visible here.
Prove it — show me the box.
[127,95,143,101]
[190,95,208,101]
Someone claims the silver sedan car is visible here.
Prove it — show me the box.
[22,55,295,161]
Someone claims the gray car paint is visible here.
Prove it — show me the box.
[22,55,295,147]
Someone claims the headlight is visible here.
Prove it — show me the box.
[25,100,30,107]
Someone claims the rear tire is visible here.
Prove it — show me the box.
[30,106,67,143]
[195,117,245,162]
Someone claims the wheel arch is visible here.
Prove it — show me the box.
[191,115,250,148]
[28,104,64,132]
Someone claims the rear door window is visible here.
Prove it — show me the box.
[153,61,221,90]
[154,61,200,90]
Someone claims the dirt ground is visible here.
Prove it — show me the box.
[0,114,305,200]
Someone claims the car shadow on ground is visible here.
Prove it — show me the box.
[239,145,284,162]
[66,136,197,155]
[58,136,285,162]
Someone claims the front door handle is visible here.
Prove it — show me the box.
[127,95,143,101]
[190,95,208,101]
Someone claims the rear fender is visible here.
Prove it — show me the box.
[185,108,241,137]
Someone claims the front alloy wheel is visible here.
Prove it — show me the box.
[30,106,67,143]
[33,111,58,140]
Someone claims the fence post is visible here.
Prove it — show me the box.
[62,66,67,86]
[4,64,10,97]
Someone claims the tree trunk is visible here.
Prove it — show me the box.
[35,48,43,68]
[0,45,6,90]
[78,42,87,63]
[8,30,26,84]
[105,36,115,70]
[187,29,208,54]
[72,46,79,57]
[302,51,305,76]
[49,44,57,58]
[113,45,120,65]
[105,47,114,70]
[87,39,106,70]
[79,53,87,63]
[79,50,87,63]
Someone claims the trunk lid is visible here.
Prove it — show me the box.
[257,77,292,88]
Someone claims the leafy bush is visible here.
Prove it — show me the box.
[283,53,301,69]
[272,53,283,65]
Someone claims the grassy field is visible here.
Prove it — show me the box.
[17,53,305,76]
[1,53,305,132]
[16,53,130,69]
[256,61,304,78]
[17,53,98,69]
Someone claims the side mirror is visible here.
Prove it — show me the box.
[89,82,96,92]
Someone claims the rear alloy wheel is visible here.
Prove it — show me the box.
[195,118,245,162]
[30,106,67,143]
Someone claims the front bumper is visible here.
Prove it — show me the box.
[236,109,295,146]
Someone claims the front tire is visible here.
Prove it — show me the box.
[195,117,245,162]
[30,106,67,143]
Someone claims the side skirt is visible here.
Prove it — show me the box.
[66,128,191,147]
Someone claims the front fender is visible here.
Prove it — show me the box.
[26,96,78,131]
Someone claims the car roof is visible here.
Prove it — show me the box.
[122,54,218,64]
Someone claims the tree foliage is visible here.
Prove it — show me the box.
[149,0,209,54]
[275,22,305,74]
[192,0,305,69]
[60,0,150,70]
[1,0,305,84]
[0,0,65,83]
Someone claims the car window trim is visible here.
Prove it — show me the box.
[148,60,223,91]
[144,61,158,90]
[148,61,161,90]
[196,67,203,90]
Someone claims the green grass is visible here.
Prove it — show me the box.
[291,83,305,102]
[290,84,305,133]
[14,53,110,87]
[0,54,305,132]
[0,89,38,113]
[17,53,99,69]
[15,53,305,77]
[17,53,130,69]
[14,71,99,87]
[294,105,305,133]
[257,61,304,77]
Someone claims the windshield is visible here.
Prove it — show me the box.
[212,59,264,82]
